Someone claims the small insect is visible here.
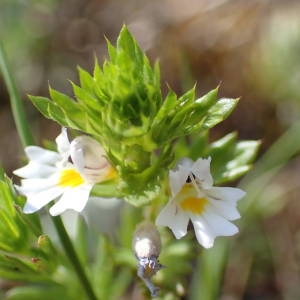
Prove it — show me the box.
[132,221,164,297]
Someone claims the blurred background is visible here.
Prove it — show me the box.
[1,0,300,299]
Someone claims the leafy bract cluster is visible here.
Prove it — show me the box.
[30,26,259,205]
[0,169,58,282]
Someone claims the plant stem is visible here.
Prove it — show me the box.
[52,215,98,300]
[0,42,34,147]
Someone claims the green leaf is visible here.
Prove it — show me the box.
[202,98,239,129]
[208,132,261,184]
[0,173,31,252]
[71,82,102,112]
[109,268,133,300]
[92,236,115,299]
[152,87,218,144]
[106,38,117,62]
[190,240,229,300]
[73,217,89,266]
[27,26,255,204]
[49,88,89,131]
[78,66,94,92]
[124,187,159,206]
[194,86,219,108]
[6,284,67,300]
[29,96,69,127]
[187,131,209,160]
[91,179,123,198]
[153,90,179,124]
[0,254,50,282]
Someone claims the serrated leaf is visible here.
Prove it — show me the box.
[106,38,117,62]
[49,87,88,130]
[117,25,144,67]
[0,173,39,252]
[178,85,196,105]
[202,98,239,129]
[71,82,102,112]
[78,67,95,92]
[208,133,261,184]
[29,96,69,127]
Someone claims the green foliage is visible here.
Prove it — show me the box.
[208,133,261,184]
[5,284,68,300]
[0,14,264,299]
[29,25,259,207]
[91,236,133,300]
[0,169,61,285]
[0,169,38,253]
[190,240,229,300]
[184,131,260,185]
[155,234,195,299]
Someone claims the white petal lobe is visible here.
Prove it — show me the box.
[156,201,189,239]
[25,146,60,164]
[49,184,93,216]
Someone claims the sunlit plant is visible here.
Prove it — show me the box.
[0,26,260,299]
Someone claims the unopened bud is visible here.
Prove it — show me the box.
[132,221,163,297]
[70,136,116,184]
[133,221,161,259]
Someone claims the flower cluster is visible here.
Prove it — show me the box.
[13,26,253,250]
[14,128,116,216]
[2,25,259,299]
[14,128,245,248]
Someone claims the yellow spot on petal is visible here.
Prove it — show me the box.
[177,183,208,214]
[104,167,117,181]
[58,169,84,187]
[180,196,208,214]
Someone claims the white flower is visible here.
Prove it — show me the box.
[13,128,116,216]
[155,157,245,248]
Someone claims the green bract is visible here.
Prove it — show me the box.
[0,169,58,281]
[29,25,259,206]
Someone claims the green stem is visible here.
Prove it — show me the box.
[0,42,34,147]
[52,215,98,300]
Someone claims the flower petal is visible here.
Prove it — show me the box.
[70,146,85,174]
[70,136,107,169]
[190,215,215,248]
[169,170,189,197]
[203,207,239,237]
[208,187,246,205]
[56,127,70,159]
[191,157,213,188]
[169,158,193,197]
[17,176,59,194]
[156,200,189,239]
[23,186,63,214]
[191,208,239,248]
[13,162,57,179]
[207,199,241,221]
[177,157,194,170]
[24,146,61,164]
[49,184,93,216]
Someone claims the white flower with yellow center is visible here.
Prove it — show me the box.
[13,128,116,216]
[155,157,245,248]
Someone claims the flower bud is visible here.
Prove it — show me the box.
[70,136,116,184]
[133,221,161,259]
[132,221,163,297]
